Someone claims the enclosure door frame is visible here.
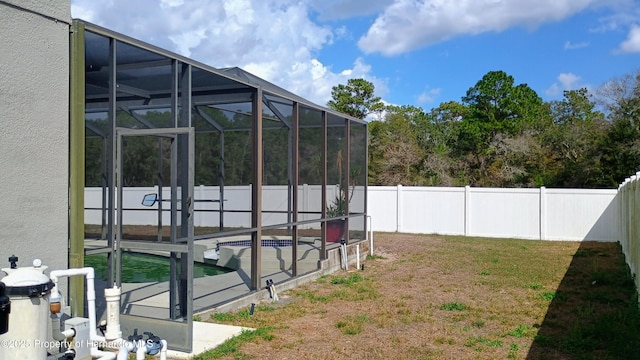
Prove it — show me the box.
[114,126,194,352]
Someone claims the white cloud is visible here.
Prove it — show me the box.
[616,24,640,53]
[417,88,441,104]
[545,73,583,96]
[358,0,606,55]
[70,0,384,106]
[70,3,95,21]
[589,2,640,33]
[564,41,590,50]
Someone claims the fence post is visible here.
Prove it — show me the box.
[464,186,471,236]
[539,186,546,240]
[397,184,403,233]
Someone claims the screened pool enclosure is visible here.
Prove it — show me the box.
[70,20,368,351]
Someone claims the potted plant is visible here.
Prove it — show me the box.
[326,188,347,243]
[325,149,359,243]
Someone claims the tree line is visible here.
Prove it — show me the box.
[328,71,640,188]
[84,70,639,190]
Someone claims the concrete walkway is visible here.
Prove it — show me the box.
[165,321,252,359]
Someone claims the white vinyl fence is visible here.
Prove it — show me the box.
[85,185,619,242]
[618,172,640,294]
[369,185,619,241]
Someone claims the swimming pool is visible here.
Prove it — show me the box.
[85,252,232,283]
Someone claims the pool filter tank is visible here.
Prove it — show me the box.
[0,257,55,360]
[0,282,10,335]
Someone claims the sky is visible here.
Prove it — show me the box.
[70,0,640,113]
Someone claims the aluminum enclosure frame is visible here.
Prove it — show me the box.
[72,18,369,351]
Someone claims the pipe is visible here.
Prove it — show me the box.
[356,244,360,270]
[116,346,129,360]
[160,339,167,360]
[269,284,279,302]
[91,347,117,360]
[113,338,136,360]
[345,243,349,270]
[104,286,122,341]
[367,215,374,256]
[341,242,348,271]
[49,268,169,360]
[51,314,76,341]
[49,268,106,343]
[136,342,147,360]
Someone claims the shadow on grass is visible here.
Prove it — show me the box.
[527,241,640,360]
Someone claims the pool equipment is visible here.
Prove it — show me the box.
[266,279,279,302]
[340,239,348,271]
[0,282,9,335]
[119,329,166,360]
[356,244,360,271]
[0,256,54,360]
[0,256,169,360]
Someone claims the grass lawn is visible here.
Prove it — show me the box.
[192,233,640,360]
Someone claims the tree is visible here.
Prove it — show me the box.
[327,78,384,119]
[541,89,608,187]
[595,70,640,186]
[368,106,424,185]
[418,102,468,185]
[460,71,544,151]
[456,71,546,186]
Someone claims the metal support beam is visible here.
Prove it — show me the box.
[291,102,299,275]
[157,136,164,243]
[364,122,369,244]
[115,83,151,98]
[178,63,193,325]
[193,106,226,231]
[115,129,124,287]
[169,59,179,319]
[107,36,117,287]
[69,20,86,318]
[251,87,263,290]
[125,108,156,129]
[321,111,327,259]
[344,119,351,244]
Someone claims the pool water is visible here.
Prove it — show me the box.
[85,252,232,283]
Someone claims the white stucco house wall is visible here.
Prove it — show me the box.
[0,0,70,273]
